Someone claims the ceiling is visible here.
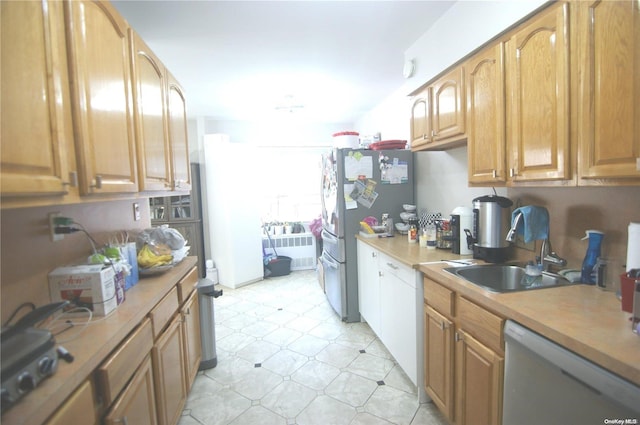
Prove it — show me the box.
[112,1,455,124]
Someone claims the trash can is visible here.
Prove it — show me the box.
[197,278,223,370]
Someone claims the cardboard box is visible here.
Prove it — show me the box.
[48,264,119,316]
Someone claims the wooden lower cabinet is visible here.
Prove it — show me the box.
[104,355,158,425]
[45,379,98,425]
[152,313,188,425]
[182,288,202,390]
[424,305,455,421]
[455,330,504,425]
[423,276,505,425]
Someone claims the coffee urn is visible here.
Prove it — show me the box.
[469,195,513,263]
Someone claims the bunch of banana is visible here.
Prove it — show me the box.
[137,244,173,268]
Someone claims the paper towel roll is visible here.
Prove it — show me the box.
[627,222,640,272]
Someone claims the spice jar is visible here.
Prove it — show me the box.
[407,218,418,244]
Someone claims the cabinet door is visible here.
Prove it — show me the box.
[45,380,98,425]
[152,314,187,425]
[507,2,571,182]
[379,264,417,384]
[65,0,138,195]
[1,0,72,197]
[182,289,201,390]
[455,329,504,425]
[130,30,171,191]
[356,240,381,335]
[577,0,640,182]
[167,72,191,191]
[424,305,454,421]
[410,88,432,150]
[104,355,158,425]
[432,67,466,143]
[467,43,507,184]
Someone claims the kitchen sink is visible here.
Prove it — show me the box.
[443,264,578,293]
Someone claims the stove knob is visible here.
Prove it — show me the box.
[38,356,55,376]
[17,372,36,394]
[1,388,13,410]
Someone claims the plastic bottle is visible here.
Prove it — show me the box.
[580,230,604,284]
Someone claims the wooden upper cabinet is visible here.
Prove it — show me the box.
[1,0,73,197]
[410,88,432,150]
[467,43,507,184]
[130,30,172,192]
[65,0,138,195]
[411,67,466,152]
[576,0,640,182]
[167,72,191,191]
[506,2,571,182]
[432,67,466,143]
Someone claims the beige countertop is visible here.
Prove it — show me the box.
[2,257,198,425]
[357,235,640,388]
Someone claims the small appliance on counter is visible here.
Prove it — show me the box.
[1,301,68,411]
[467,195,513,263]
[450,206,473,255]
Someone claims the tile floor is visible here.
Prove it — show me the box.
[179,269,448,425]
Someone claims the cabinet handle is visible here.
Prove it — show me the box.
[509,168,516,178]
[422,134,427,140]
[371,252,377,258]
[90,175,103,189]
[455,332,462,342]
[184,308,191,315]
[63,171,78,188]
[440,321,446,331]
[431,130,436,137]
[491,169,497,179]
[378,271,383,277]
[386,262,399,270]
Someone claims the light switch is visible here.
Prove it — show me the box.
[133,203,141,221]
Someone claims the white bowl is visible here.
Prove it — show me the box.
[403,204,417,212]
[395,222,410,231]
[399,211,417,222]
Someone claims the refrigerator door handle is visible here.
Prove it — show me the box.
[322,251,340,269]
[321,229,338,243]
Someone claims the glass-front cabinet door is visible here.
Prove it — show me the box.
[169,195,192,220]
[150,197,166,221]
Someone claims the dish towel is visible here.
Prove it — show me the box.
[511,206,549,243]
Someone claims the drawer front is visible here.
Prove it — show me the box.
[458,296,504,354]
[177,266,198,304]
[379,252,415,287]
[423,277,454,317]
[45,379,97,425]
[97,318,154,406]
[149,286,179,338]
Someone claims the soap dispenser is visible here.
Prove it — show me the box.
[580,230,604,284]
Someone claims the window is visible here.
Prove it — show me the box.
[257,146,325,224]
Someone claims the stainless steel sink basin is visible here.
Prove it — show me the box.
[444,264,578,293]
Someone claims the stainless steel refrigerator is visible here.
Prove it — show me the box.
[320,148,414,322]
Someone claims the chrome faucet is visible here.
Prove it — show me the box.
[540,238,567,272]
[505,212,523,243]
[506,211,567,272]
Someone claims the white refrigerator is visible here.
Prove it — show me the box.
[201,134,264,288]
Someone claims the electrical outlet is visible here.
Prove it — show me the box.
[49,212,63,242]
[133,202,141,221]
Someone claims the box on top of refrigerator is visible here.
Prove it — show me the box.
[48,264,122,316]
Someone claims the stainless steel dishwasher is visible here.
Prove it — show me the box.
[503,320,640,425]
